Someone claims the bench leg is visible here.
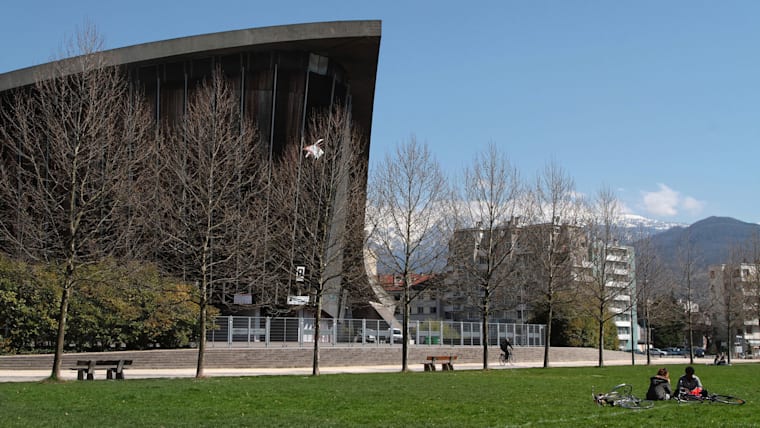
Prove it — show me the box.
[424,363,436,371]
[77,369,85,381]
[443,363,454,371]
[116,370,125,380]
[107,369,114,380]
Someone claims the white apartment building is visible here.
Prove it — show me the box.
[603,245,639,352]
[443,223,638,350]
[708,263,760,357]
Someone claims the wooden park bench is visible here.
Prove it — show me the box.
[422,355,457,371]
[72,359,132,380]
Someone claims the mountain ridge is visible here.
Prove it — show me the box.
[632,215,760,303]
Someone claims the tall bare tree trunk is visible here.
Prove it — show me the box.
[312,287,323,376]
[482,302,490,369]
[51,282,72,379]
[543,305,552,368]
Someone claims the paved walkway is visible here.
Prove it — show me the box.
[0,355,735,383]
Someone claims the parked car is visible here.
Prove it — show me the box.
[649,348,668,356]
[694,347,705,358]
[362,328,403,343]
[664,347,685,356]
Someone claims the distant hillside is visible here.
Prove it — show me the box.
[635,216,760,301]
[646,216,760,267]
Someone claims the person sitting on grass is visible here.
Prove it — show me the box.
[646,367,673,400]
[677,366,708,398]
[718,353,727,365]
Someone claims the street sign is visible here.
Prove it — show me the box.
[233,293,252,305]
[287,295,310,305]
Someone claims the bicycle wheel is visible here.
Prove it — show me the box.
[617,398,654,410]
[507,353,516,364]
[711,394,745,405]
[499,353,507,366]
[607,384,633,398]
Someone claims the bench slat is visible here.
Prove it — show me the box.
[422,355,458,371]
[71,359,132,380]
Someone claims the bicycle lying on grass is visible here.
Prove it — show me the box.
[593,384,654,409]
[674,388,745,405]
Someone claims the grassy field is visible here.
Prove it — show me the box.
[0,363,757,427]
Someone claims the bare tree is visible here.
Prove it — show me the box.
[447,144,522,369]
[366,137,453,371]
[709,244,750,364]
[744,232,760,355]
[580,186,634,367]
[0,26,153,379]
[270,106,368,375]
[633,227,669,365]
[520,161,585,368]
[152,69,266,378]
[674,229,701,364]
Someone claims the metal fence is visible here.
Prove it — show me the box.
[207,316,545,348]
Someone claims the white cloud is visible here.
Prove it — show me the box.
[682,196,706,215]
[617,200,634,215]
[640,184,704,218]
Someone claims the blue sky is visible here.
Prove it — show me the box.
[2,1,758,225]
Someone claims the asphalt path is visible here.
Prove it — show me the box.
[0,355,736,383]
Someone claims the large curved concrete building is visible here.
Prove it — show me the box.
[1,20,381,156]
[0,21,381,318]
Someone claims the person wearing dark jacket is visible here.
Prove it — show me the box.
[677,366,708,397]
[646,367,673,400]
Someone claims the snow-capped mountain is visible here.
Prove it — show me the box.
[617,213,686,244]
[618,213,685,230]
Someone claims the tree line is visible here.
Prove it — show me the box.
[369,136,760,369]
[367,139,639,369]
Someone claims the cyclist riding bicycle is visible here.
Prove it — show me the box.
[500,338,513,361]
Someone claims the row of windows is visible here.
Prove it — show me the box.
[413,306,437,315]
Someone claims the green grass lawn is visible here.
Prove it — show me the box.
[0,363,757,427]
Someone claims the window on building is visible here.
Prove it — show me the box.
[430,307,437,314]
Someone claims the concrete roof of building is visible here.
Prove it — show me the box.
[0,19,381,99]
